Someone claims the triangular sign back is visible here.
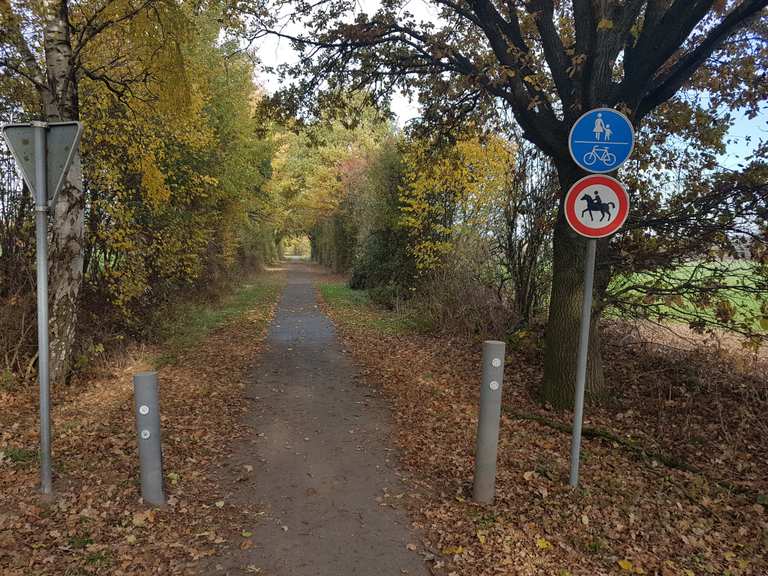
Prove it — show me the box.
[1,121,83,207]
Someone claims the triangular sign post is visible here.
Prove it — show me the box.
[2,121,82,207]
[1,120,83,497]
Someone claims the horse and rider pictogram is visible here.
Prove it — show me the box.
[580,191,615,222]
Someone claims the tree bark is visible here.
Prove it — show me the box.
[541,163,606,409]
[43,0,84,385]
[48,155,84,385]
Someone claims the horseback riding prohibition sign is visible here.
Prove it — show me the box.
[565,174,629,238]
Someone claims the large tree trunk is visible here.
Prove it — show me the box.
[541,163,606,409]
[43,0,84,386]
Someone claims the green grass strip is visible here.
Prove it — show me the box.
[319,282,418,336]
[156,275,284,366]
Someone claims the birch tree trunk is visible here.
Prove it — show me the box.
[42,0,84,385]
[5,0,159,383]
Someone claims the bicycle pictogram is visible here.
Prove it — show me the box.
[582,145,616,167]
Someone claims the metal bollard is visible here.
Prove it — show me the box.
[133,371,166,506]
[473,340,506,504]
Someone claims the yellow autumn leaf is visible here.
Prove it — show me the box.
[597,18,614,30]
[536,537,552,550]
[240,539,254,550]
[442,545,464,555]
[618,559,633,571]
[132,513,145,527]
[476,530,486,544]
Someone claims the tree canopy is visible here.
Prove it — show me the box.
[245,0,768,406]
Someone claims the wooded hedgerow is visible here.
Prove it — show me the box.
[1,0,767,401]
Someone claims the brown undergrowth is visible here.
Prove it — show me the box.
[0,270,284,575]
[319,281,768,576]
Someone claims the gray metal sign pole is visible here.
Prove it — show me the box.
[32,121,53,495]
[569,238,596,487]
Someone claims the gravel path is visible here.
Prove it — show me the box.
[205,262,428,576]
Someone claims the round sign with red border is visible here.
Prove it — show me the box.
[565,175,629,238]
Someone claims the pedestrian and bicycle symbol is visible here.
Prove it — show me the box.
[568,108,634,173]
[565,175,629,238]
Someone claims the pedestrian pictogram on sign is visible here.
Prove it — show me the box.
[568,108,634,173]
[564,175,630,238]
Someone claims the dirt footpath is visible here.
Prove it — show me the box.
[205,262,428,576]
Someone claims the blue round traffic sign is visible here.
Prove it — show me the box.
[568,108,634,173]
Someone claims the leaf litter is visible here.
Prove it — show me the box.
[320,289,768,576]
[0,273,284,575]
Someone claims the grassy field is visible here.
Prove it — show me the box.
[318,282,419,335]
[611,260,767,332]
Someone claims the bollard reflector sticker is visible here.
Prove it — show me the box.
[141,430,151,440]
[489,381,499,391]
[139,405,150,415]
[492,358,501,367]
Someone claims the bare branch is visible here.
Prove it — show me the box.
[636,0,768,117]
[0,0,49,93]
